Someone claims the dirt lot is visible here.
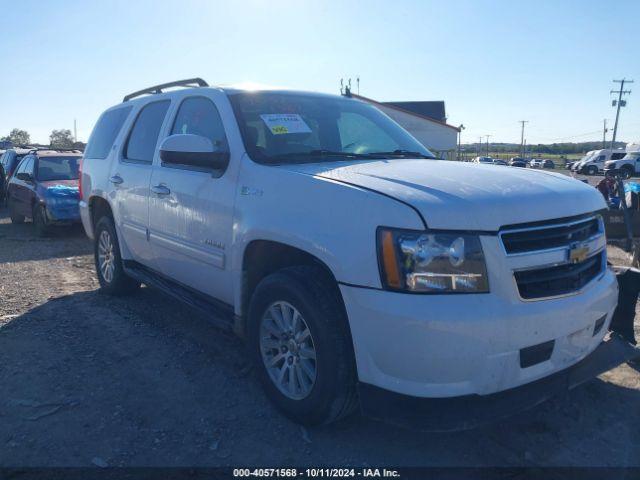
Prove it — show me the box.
[1,206,639,468]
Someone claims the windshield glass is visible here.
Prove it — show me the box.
[578,153,594,163]
[622,152,640,161]
[37,156,81,181]
[228,92,434,164]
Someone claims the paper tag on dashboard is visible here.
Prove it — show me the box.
[260,114,311,135]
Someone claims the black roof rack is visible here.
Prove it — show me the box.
[123,78,209,102]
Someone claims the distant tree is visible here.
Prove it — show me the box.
[49,129,74,148]
[0,128,31,146]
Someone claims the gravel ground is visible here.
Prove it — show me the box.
[0,205,639,468]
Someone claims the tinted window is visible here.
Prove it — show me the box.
[85,106,132,159]
[124,101,170,163]
[36,156,81,181]
[16,157,33,175]
[171,97,228,151]
[611,152,626,160]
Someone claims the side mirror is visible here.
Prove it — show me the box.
[16,172,33,182]
[159,134,229,171]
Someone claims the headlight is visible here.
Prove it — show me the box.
[377,228,489,293]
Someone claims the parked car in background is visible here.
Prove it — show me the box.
[472,156,494,164]
[604,143,640,178]
[78,79,618,427]
[493,159,507,166]
[509,158,527,168]
[577,149,626,175]
[0,148,32,203]
[529,158,543,168]
[542,159,555,169]
[571,151,597,172]
[7,149,83,236]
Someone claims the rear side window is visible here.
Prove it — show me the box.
[171,97,228,151]
[124,101,171,163]
[85,106,132,159]
[612,152,626,160]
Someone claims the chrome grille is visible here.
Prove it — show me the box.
[514,252,604,300]
[501,216,601,255]
[500,214,606,300]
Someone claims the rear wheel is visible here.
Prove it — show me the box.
[8,197,25,224]
[33,205,50,237]
[94,216,140,295]
[622,166,634,179]
[248,265,358,425]
[587,165,597,176]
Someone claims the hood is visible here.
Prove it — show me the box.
[279,159,606,230]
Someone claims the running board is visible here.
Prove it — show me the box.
[123,260,235,332]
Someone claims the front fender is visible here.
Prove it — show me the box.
[230,162,424,314]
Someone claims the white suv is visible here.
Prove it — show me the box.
[79,79,618,427]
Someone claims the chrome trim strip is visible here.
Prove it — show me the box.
[499,214,603,257]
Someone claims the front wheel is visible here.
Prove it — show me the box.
[8,197,25,224]
[94,216,140,295]
[248,266,358,425]
[33,205,50,237]
[587,166,597,175]
[622,166,634,180]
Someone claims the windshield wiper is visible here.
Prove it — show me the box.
[266,150,380,163]
[367,149,436,159]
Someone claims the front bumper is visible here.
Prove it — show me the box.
[358,334,639,431]
[340,266,618,398]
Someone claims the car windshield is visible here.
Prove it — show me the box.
[228,91,435,164]
[37,156,81,181]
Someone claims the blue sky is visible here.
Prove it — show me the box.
[1,0,639,146]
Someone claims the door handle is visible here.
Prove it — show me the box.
[109,175,124,185]
[151,184,171,196]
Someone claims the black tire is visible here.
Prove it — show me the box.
[622,166,634,179]
[94,216,140,295]
[247,265,358,425]
[8,197,25,224]
[33,205,50,237]
[587,166,597,176]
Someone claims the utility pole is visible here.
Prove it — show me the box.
[602,119,608,149]
[457,124,465,161]
[74,119,77,143]
[485,135,492,156]
[518,121,528,159]
[478,137,482,156]
[610,78,633,149]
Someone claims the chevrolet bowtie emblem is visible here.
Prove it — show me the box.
[568,243,590,264]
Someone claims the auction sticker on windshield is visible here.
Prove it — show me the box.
[260,114,311,135]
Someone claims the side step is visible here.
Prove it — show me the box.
[123,260,235,332]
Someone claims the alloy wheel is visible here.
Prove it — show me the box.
[259,301,317,400]
[97,230,115,284]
